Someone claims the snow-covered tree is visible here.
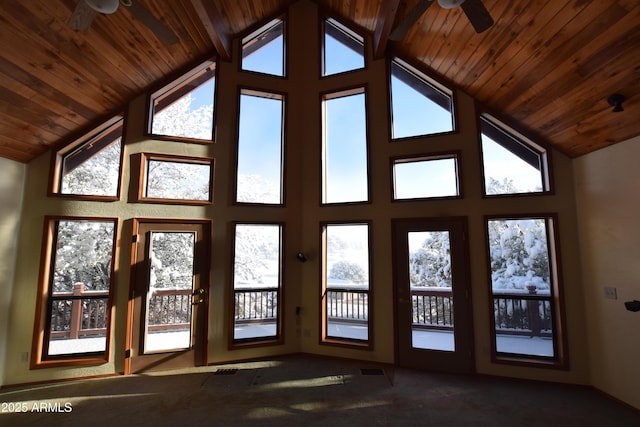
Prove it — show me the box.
[487,219,550,291]
[61,139,121,196]
[409,232,451,288]
[53,220,115,292]
[149,232,195,290]
[329,261,367,284]
[152,93,213,140]
[146,160,210,200]
[234,225,280,285]
[236,174,280,204]
[485,177,517,195]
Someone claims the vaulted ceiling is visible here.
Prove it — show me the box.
[0,0,638,163]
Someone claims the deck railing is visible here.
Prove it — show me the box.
[493,288,553,337]
[147,288,192,331]
[234,288,278,324]
[50,283,109,339]
[50,284,552,340]
[326,288,368,323]
[50,285,194,339]
[411,288,454,330]
[411,286,552,337]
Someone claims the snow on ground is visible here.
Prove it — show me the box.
[50,325,554,358]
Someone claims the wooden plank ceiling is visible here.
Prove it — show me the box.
[0,0,638,163]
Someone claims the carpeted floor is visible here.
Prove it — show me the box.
[1,355,638,426]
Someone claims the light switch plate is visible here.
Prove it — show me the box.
[604,286,617,300]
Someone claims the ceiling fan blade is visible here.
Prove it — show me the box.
[125,0,178,45]
[389,0,435,41]
[460,0,494,33]
[68,0,96,31]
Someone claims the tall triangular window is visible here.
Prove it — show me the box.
[52,115,123,199]
[322,18,365,76]
[390,58,454,139]
[242,18,286,77]
[480,115,549,196]
[149,60,216,141]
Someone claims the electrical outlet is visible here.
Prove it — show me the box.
[604,286,617,300]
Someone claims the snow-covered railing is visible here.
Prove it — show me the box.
[493,288,552,337]
[50,285,195,340]
[147,288,192,331]
[411,287,454,329]
[326,288,368,321]
[234,288,278,323]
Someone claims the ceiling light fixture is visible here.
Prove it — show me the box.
[607,93,626,112]
[438,0,466,9]
[85,0,119,14]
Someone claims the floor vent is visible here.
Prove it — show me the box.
[360,368,385,376]
[213,368,238,375]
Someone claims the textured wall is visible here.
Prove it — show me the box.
[575,135,640,409]
[0,157,25,387]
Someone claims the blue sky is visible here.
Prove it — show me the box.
[183,21,542,203]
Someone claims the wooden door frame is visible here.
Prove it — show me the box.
[391,216,475,374]
[124,218,210,375]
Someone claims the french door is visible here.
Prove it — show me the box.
[393,217,474,374]
[127,219,210,374]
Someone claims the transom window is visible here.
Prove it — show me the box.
[52,115,123,199]
[393,153,461,200]
[390,58,455,139]
[136,153,213,204]
[480,115,549,196]
[149,60,216,141]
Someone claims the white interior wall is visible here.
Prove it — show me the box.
[574,135,640,409]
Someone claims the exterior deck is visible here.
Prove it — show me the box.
[48,286,554,358]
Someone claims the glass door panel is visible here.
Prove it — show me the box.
[394,218,474,374]
[144,232,195,352]
[408,231,455,352]
[128,220,210,374]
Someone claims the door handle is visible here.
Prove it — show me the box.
[192,288,206,305]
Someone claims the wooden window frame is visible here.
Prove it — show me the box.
[229,222,285,349]
[484,213,569,369]
[389,57,457,141]
[234,87,287,206]
[479,113,553,197]
[130,152,214,205]
[147,59,218,143]
[320,221,373,350]
[321,16,367,77]
[49,115,124,201]
[240,15,288,78]
[31,216,118,369]
[320,86,371,206]
[391,151,463,202]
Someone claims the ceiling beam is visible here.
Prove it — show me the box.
[191,0,231,61]
[373,0,401,59]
